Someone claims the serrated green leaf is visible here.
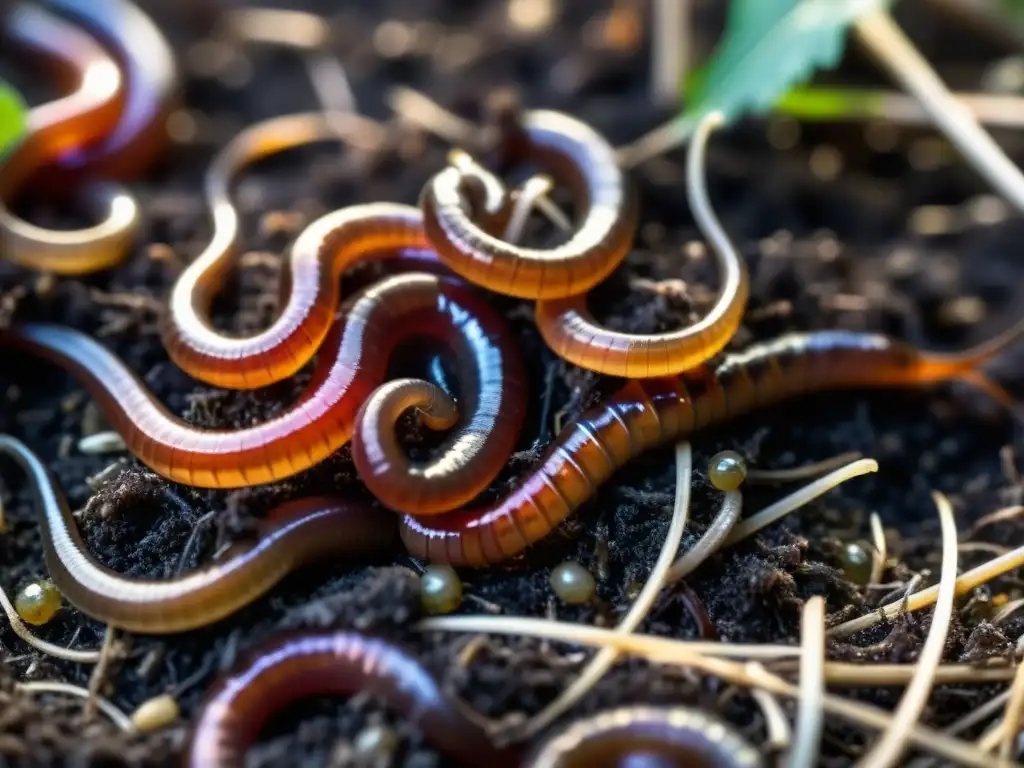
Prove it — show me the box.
[681,0,896,136]
[0,81,28,158]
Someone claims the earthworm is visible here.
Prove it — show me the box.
[0,435,395,634]
[0,2,137,274]
[1,273,524,504]
[534,113,751,377]
[522,705,762,768]
[185,630,515,768]
[162,112,429,390]
[42,0,178,181]
[401,323,1024,565]
[420,108,638,300]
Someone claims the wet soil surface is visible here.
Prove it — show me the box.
[2,0,1024,765]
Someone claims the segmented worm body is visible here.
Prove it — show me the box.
[420,109,638,299]
[0,3,138,274]
[163,113,428,390]
[524,706,762,768]
[0,435,395,633]
[186,630,514,768]
[1,273,524,508]
[43,0,178,180]
[534,113,750,377]
[402,326,1020,565]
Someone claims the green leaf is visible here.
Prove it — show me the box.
[0,81,27,158]
[685,0,896,128]
[999,0,1024,21]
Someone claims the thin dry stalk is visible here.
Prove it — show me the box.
[855,492,959,768]
[15,681,132,732]
[789,596,825,768]
[516,442,694,738]
[869,513,887,585]
[830,542,1024,639]
[746,452,864,484]
[723,459,879,545]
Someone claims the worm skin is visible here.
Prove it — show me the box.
[0,3,138,274]
[401,328,1018,565]
[41,0,178,181]
[351,292,527,515]
[1,273,524,498]
[0,434,395,634]
[523,705,762,768]
[532,107,750,378]
[534,254,749,377]
[420,109,638,300]
[186,631,516,768]
[162,112,430,390]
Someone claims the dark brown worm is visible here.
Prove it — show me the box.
[401,324,1023,565]
[522,705,762,768]
[185,630,518,768]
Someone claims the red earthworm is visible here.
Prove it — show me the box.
[523,705,761,768]
[400,323,1024,565]
[0,434,395,634]
[1,273,525,507]
[0,2,137,274]
[534,112,751,377]
[42,0,178,181]
[162,112,428,390]
[185,630,517,768]
[420,109,638,300]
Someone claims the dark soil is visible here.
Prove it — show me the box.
[2,0,1024,766]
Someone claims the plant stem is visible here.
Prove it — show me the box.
[651,0,689,107]
[854,9,1024,212]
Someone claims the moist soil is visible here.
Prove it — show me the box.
[2,0,1024,766]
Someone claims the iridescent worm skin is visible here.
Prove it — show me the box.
[1,273,525,511]
[534,112,751,378]
[43,0,179,181]
[162,113,429,390]
[523,706,762,768]
[420,109,638,300]
[185,630,516,768]
[401,326,1022,565]
[0,3,138,274]
[0,434,395,634]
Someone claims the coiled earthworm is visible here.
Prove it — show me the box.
[534,113,751,377]
[0,3,138,274]
[523,705,762,768]
[42,0,178,181]
[1,273,525,507]
[420,109,638,300]
[400,321,1024,565]
[185,630,516,768]
[0,435,395,634]
[162,112,426,390]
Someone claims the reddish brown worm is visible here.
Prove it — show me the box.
[42,0,178,181]
[523,705,761,768]
[401,322,1023,565]
[185,630,517,768]
[534,113,751,377]
[2,273,525,516]
[0,2,138,274]
[0,434,395,634]
[162,114,430,391]
[420,109,638,300]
